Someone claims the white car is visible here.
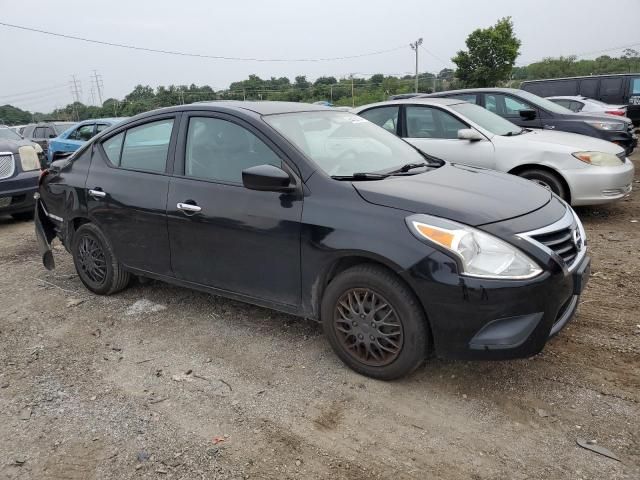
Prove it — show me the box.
[353,98,634,206]
[547,95,628,118]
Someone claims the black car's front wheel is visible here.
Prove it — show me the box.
[321,264,429,380]
[71,223,130,295]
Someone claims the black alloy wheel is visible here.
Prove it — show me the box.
[72,223,130,295]
[321,264,429,380]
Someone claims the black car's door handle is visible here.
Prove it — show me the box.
[177,202,202,214]
[88,188,106,199]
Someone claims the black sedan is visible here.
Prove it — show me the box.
[35,102,590,379]
[421,88,637,155]
[0,126,44,220]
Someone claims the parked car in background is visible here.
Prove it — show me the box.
[35,101,591,380]
[47,118,126,163]
[421,88,637,155]
[521,74,640,125]
[22,121,76,152]
[354,98,634,205]
[547,96,628,117]
[0,126,45,220]
[9,125,28,135]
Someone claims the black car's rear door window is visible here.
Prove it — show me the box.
[119,120,174,172]
[184,117,281,184]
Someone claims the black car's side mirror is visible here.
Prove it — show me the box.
[519,109,537,120]
[242,164,294,192]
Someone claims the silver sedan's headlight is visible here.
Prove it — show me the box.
[584,120,625,131]
[406,214,542,279]
[572,151,623,167]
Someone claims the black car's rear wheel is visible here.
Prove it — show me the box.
[72,223,130,295]
[321,264,429,380]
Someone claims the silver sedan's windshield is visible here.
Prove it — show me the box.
[450,103,522,136]
[264,111,427,177]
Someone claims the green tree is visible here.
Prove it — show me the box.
[452,17,521,87]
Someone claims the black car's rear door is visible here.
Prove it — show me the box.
[166,112,303,307]
[86,114,179,276]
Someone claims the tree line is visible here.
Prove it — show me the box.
[2,18,638,125]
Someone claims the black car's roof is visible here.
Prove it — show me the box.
[421,87,522,97]
[137,101,335,118]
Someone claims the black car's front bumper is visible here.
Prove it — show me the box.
[403,254,590,361]
[600,128,637,155]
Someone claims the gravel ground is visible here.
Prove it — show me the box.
[1,151,639,480]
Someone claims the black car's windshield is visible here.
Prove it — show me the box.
[264,111,430,177]
[450,103,523,136]
[0,128,23,141]
[516,90,574,114]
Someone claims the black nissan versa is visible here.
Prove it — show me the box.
[35,102,590,380]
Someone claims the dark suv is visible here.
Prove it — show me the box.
[422,88,637,155]
[35,102,590,380]
[0,127,44,220]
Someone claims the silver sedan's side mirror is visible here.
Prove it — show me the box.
[457,128,484,141]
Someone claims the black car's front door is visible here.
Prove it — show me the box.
[483,93,543,128]
[86,115,179,276]
[166,113,303,307]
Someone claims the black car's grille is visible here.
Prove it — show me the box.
[0,153,15,180]
[530,226,579,266]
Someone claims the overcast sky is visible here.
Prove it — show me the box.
[1,0,638,112]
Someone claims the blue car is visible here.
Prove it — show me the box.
[48,118,127,163]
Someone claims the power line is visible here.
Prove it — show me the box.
[517,40,640,66]
[0,21,408,63]
[0,83,69,100]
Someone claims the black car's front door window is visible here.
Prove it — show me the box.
[184,117,281,183]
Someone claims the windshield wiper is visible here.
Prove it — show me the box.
[382,162,429,175]
[331,172,389,181]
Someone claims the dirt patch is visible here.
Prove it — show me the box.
[0,153,639,479]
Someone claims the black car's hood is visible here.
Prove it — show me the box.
[353,163,552,227]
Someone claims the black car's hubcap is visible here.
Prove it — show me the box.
[333,288,403,366]
[78,236,107,284]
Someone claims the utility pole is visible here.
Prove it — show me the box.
[330,85,333,104]
[351,75,355,107]
[69,75,82,121]
[92,70,104,105]
[409,38,423,93]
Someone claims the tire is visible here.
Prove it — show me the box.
[71,223,130,295]
[518,169,568,201]
[11,211,34,221]
[321,264,429,380]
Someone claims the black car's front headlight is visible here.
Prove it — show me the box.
[406,214,542,279]
[584,120,625,131]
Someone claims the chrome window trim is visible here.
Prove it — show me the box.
[516,206,587,274]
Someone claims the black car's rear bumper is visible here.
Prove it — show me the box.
[34,198,57,270]
[403,254,590,360]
